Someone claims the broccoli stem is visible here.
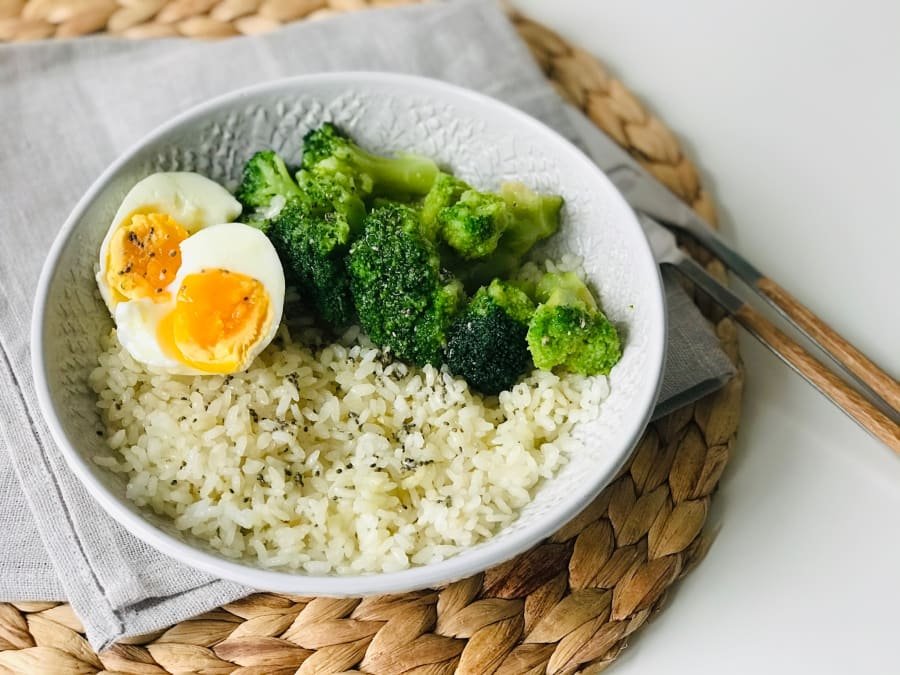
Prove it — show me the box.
[354,151,439,197]
[302,123,439,199]
[536,271,598,311]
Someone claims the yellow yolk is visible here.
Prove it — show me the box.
[106,212,188,302]
[157,269,269,374]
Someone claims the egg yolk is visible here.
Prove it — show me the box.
[158,269,270,374]
[106,212,188,302]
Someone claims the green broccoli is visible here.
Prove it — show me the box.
[267,172,366,327]
[235,150,301,213]
[421,172,469,236]
[233,150,305,245]
[301,123,439,198]
[444,280,535,395]
[452,182,563,289]
[498,182,564,256]
[438,190,511,260]
[295,170,367,233]
[347,202,465,366]
[422,173,512,258]
[526,271,621,375]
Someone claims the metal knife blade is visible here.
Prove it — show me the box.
[563,104,763,281]
[563,105,694,224]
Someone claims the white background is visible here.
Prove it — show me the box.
[511,1,900,672]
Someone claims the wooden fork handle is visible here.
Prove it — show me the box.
[735,302,900,454]
[756,277,900,412]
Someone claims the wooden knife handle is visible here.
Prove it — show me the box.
[734,302,900,454]
[756,277,900,412]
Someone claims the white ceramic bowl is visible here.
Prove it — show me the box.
[32,72,665,595]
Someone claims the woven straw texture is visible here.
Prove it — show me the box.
[0,2,744,673]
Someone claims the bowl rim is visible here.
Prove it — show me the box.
[31,71,666,595]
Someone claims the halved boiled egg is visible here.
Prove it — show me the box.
[96,172,242,313]
[116,223,285,375]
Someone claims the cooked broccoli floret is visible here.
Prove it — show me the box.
[347,202,465,366]
[268,172,366,327]
[423,174,514,259]
[438,190,510,260]
[421,172,469,236]
[295,170,367,232]
[454,182,563,289]
[444,279,535,395]
[526,271,621,375]
[301,123,439,198]
[235,150,301,211]
[233,150,304,242]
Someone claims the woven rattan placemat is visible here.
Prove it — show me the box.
[0,2,744,673]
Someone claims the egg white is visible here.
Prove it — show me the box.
[96,172,242,313]
[115,223,285,375]
[115,299,190,373]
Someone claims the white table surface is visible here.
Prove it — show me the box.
[511,0,900,672]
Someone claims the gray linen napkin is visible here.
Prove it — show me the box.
[0,0,733,650]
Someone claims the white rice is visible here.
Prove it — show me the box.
[89,283,609,574]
